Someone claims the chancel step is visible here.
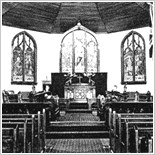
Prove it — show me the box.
[69,102,88,109]
[49,120,106,124]
[46,131,109,139]
[48,121,107,131]
[66,109,92,113]
[47,119,109,139]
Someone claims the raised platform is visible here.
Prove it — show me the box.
[47,112,109,139]
[66,109,92,113]
[56,112,100,122]
[68,101,88,109]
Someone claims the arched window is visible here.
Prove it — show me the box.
[121,31,146,84]
[11,31,37,85]
[60,22,100,73]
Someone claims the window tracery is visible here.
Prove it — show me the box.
[121,31,146,84]
[60,22,100,73]
[11,31,37,85]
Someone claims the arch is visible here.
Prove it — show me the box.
[11,31,37,85]
[60,22,100,73]
[121,31,146,84]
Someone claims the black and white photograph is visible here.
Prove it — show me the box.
[1,1,154,153]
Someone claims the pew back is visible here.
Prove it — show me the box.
[107,108,153,153]
[2,109,46,153]
[2,125,19,153]
[134,125,153,153]
[124,120,153,153]
[2,120,27,153]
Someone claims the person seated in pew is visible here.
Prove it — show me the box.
[28,85,37,102]
[17,91,22,103]
[29,85,49,102]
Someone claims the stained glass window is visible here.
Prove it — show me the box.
[11,31,37,85]
[61,32,73,73]
[60,22,99,73]
[121,31,146,84]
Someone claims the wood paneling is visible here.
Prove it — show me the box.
[2,2,150,34]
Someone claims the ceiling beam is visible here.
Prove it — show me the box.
[95,2,108,33]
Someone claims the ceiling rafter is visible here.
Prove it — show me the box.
[2,2,20,15]
[2,2,150,34]
[135,2,149,12]
[95,2,108,33]
[49,3,62,32]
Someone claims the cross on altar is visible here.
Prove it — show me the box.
[77,75,82,84]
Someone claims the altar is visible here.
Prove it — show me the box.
[51,23,107,109]
[64,83,96,101]
[51,72,107,109]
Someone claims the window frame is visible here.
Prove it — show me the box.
[121,31,146,85]
[11,31,37,85]
[60,23,100,73]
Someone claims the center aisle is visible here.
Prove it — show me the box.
[45,111,111,153]
[45,138,110,153]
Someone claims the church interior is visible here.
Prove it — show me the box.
[1,2,154,153]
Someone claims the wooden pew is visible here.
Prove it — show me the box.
[124,120,153,153]
[107,108,153,153]
[2,116,34,153]
[2,120,27,153]
[2,109,47,153]
[134,125,153,153]
[102,101,153,117]
[2,124,19,153]
[2,90,18,103]
[115,115,152,153]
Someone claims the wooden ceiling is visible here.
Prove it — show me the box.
[2,2,150,34]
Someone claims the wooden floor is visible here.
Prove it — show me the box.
[45,111,111,153]
[45,138,110,153]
